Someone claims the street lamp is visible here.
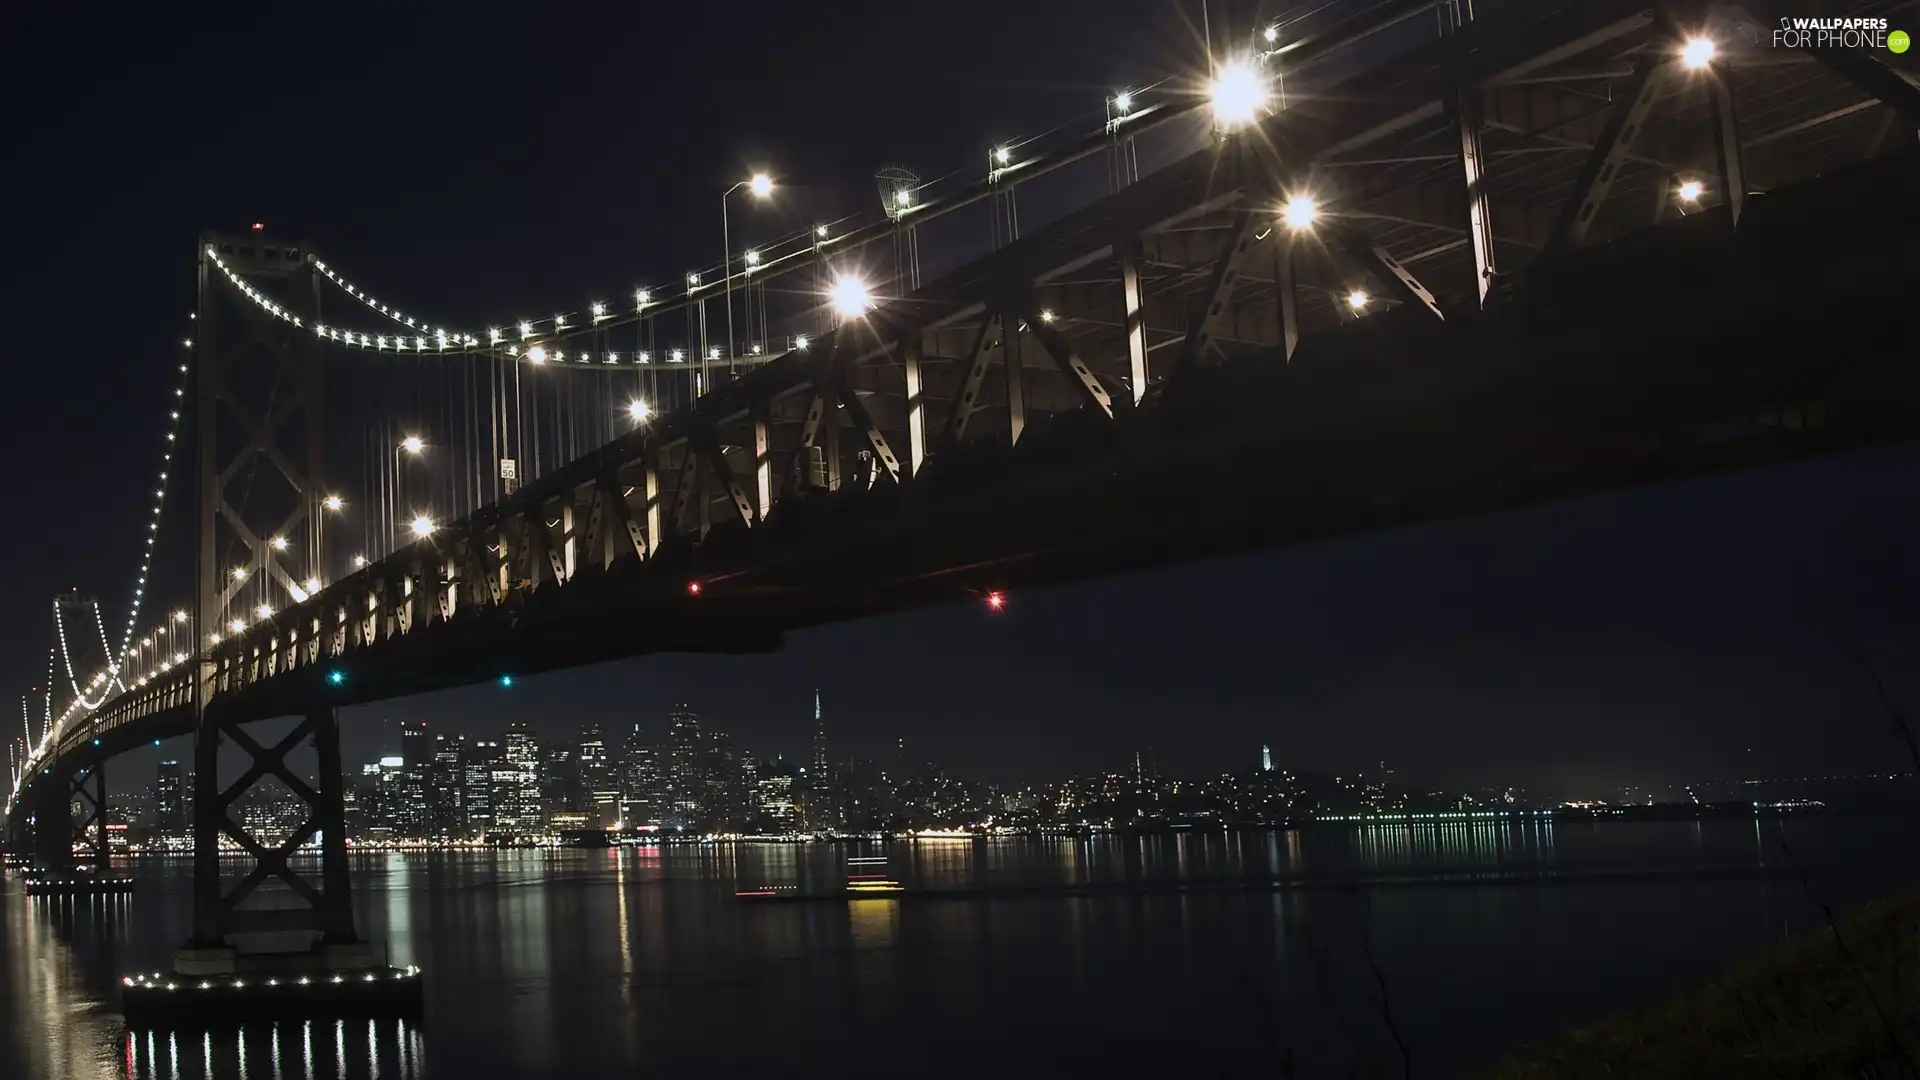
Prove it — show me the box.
[1210,57,1269,129]
[723,172,775,366]
[830,275,873,320]
[627,400,651,423]
[1681,37,1716,70]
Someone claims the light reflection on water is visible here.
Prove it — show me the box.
[111,1020,423,1080]
[3,816,1916,1079]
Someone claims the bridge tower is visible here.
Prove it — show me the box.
[178,230,365,973]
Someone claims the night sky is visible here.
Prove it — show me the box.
[4,2,1917,799]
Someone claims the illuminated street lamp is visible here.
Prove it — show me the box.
[723,172,775,365]
[830,275,874,320]
[1681,36,1716,70]
[1209,57,1269,130]
[1677,179,1705,202]
[1282,195,1319,232]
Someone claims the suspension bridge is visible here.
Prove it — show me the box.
[3,0,1917,1012]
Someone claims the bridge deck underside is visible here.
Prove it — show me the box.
[18,0,1920,802]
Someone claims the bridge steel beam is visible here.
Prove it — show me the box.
[1329,223,1447,321]
[1540,59,1677,258]
[1456,85,1499,306]
[1809,43,1920,127]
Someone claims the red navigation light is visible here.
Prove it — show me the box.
[985,591,1006,611]
[687,581,702,596]
[251,222,265,232]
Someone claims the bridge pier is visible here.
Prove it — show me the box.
[126,701,418,1024]
[177,703,363,970]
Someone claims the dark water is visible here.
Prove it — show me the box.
[5,815,1916,1079]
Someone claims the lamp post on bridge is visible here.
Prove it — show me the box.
[722,173,774,374]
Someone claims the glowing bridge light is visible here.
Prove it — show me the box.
[255,604,273,620]
[830,275,874,319]
[400,435,424,455]
[527,345,548,364]
[815,224,829,239]
[627,400,651,422]
[1282,194,1319,231]
[793,334,809,351]
[327,669,344,686]
[635,288,651,306]
[748,172,773,198]
[1264,24,1279,43]
[517,321,532,339]
[1677,179,1704,202]
[410,516,436,538]
[993,146,1011,165]
[323,494,345,512]
[1681,36,1716,70]
[744,249,761,267]
[985,590,1007,611]
[499,674,514,688]
[590,301,607,320]
[687,581,702,596]
[1112,91,1133,114]
[1209,57,1269,129]
[270,536,288,551]
[303,577,320,594]
[230,567,247,581]
[352,554,368,568]
[1348,290,1370,312]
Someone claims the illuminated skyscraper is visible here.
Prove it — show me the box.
[811,690,827,789]
[666,705,701,829]
[578,724,618,826]
[1261,744,1273,772]
[155,759,184,838]
[501,721,541,833]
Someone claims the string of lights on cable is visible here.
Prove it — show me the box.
[111,331,196,674]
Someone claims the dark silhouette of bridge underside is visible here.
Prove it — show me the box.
[21,0,1920,793]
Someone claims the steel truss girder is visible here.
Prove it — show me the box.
[1007,294,1115,419]
[1542,59,1675,256]
[194,705,356,944]
[814,332,903,485]
[1329,223,1446,321]
[1456,87,1498,306]
[1709,70,1745,229]
[938,315,1003,449]
[687,418,756,529]
[1170,209,1263,376]
[1809,41,1920,127]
